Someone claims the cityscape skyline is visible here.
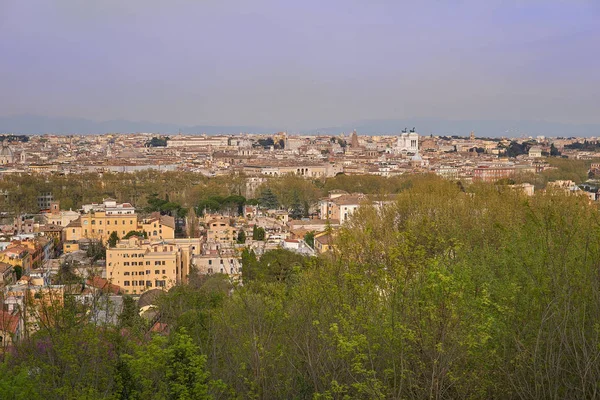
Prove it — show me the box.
[2,0,599,133]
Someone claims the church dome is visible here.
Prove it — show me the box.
[0,142,13,157]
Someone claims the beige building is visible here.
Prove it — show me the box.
[140,213,176,241]
[192,251,241,277]
[319,193,365,224]
[106,237,193,295]
[41,202,80,227]
[65,200,175,249]
[204,215,237,244]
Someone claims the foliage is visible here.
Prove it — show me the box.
[13,264,23,280]
[251,225,265,241]
[123,230,148,239]
[304,231,315,248]
[146,193,187,218]
[197,195,245,216]
[236,230,246,244]
[543,157,597,183]
[86,240,106,261]
[144,136,169,147]
[108,231,120,248]
[259,188,278,209]
[4,175,600,398]
[0,134,29,142]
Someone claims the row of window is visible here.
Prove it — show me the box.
[124,270,166,276]
[207,268,236,274]
[83,219,134,225]
[123,280,166,287]
[207,259,235,265]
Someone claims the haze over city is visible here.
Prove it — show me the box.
[2,0,599,136]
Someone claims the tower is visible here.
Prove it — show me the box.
[350,130,360,148]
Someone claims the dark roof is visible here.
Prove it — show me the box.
[137,288,163,309]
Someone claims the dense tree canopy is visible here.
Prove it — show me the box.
[2,175,600,398]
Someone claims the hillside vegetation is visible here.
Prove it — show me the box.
[2,176,600,399]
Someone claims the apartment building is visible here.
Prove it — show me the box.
[319,193,365,224]
[106,237,193,295]
[65,199,175,248]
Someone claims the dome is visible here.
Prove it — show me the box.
[0,142,13,156]
[411,152,423,161]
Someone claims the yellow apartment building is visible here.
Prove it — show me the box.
[204,215,237,244]
[106,237,193,295]
[64,200,175,250]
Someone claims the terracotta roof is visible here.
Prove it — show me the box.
[86,276,120,295]
[0,311,19,334]
[0,262,12,274]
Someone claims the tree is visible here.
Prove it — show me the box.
[259,188,279,209]
[252,226,265,241]
[304,231,315,248]
[108,231,120,248]
[237,230,246,244]
[123,230,147,239]
[289,193,304,220]
[13,265,22,280]
[120,331,216,399]
[550,143,561,156]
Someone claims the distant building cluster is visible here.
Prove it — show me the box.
[0,128,599,347]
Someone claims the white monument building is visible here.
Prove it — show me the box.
[395,130,419,154]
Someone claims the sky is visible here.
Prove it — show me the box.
[1,0,599,131]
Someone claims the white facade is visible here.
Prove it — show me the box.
[396,133,419,153]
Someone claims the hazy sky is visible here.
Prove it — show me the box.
[1,0,599,130]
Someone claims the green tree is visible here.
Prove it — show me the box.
[108,231,120,248]
[304,231,315,248]
[259,188,278,209]
[236,230,246,244]
[252,226,265,241]
[121,331,217,399]
[13,265,23,280]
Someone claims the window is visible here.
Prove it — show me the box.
[220,259,224,264]
[208,268,213,274]
[91,220,96,225]
[162,261,166,266]
[139,271,144,276]
[107,220,110,225]
[162,270,165,274]
[146,261,150,265]
[124,281,130,286]
[124,272,130,276]
[146,270,151,275]
[146,281,152,287]
[155,270,160,274]
[208,260,212,265]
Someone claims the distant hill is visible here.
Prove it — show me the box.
[308,118,600,137]
[0,115,267,135]
[1,114,599,137]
